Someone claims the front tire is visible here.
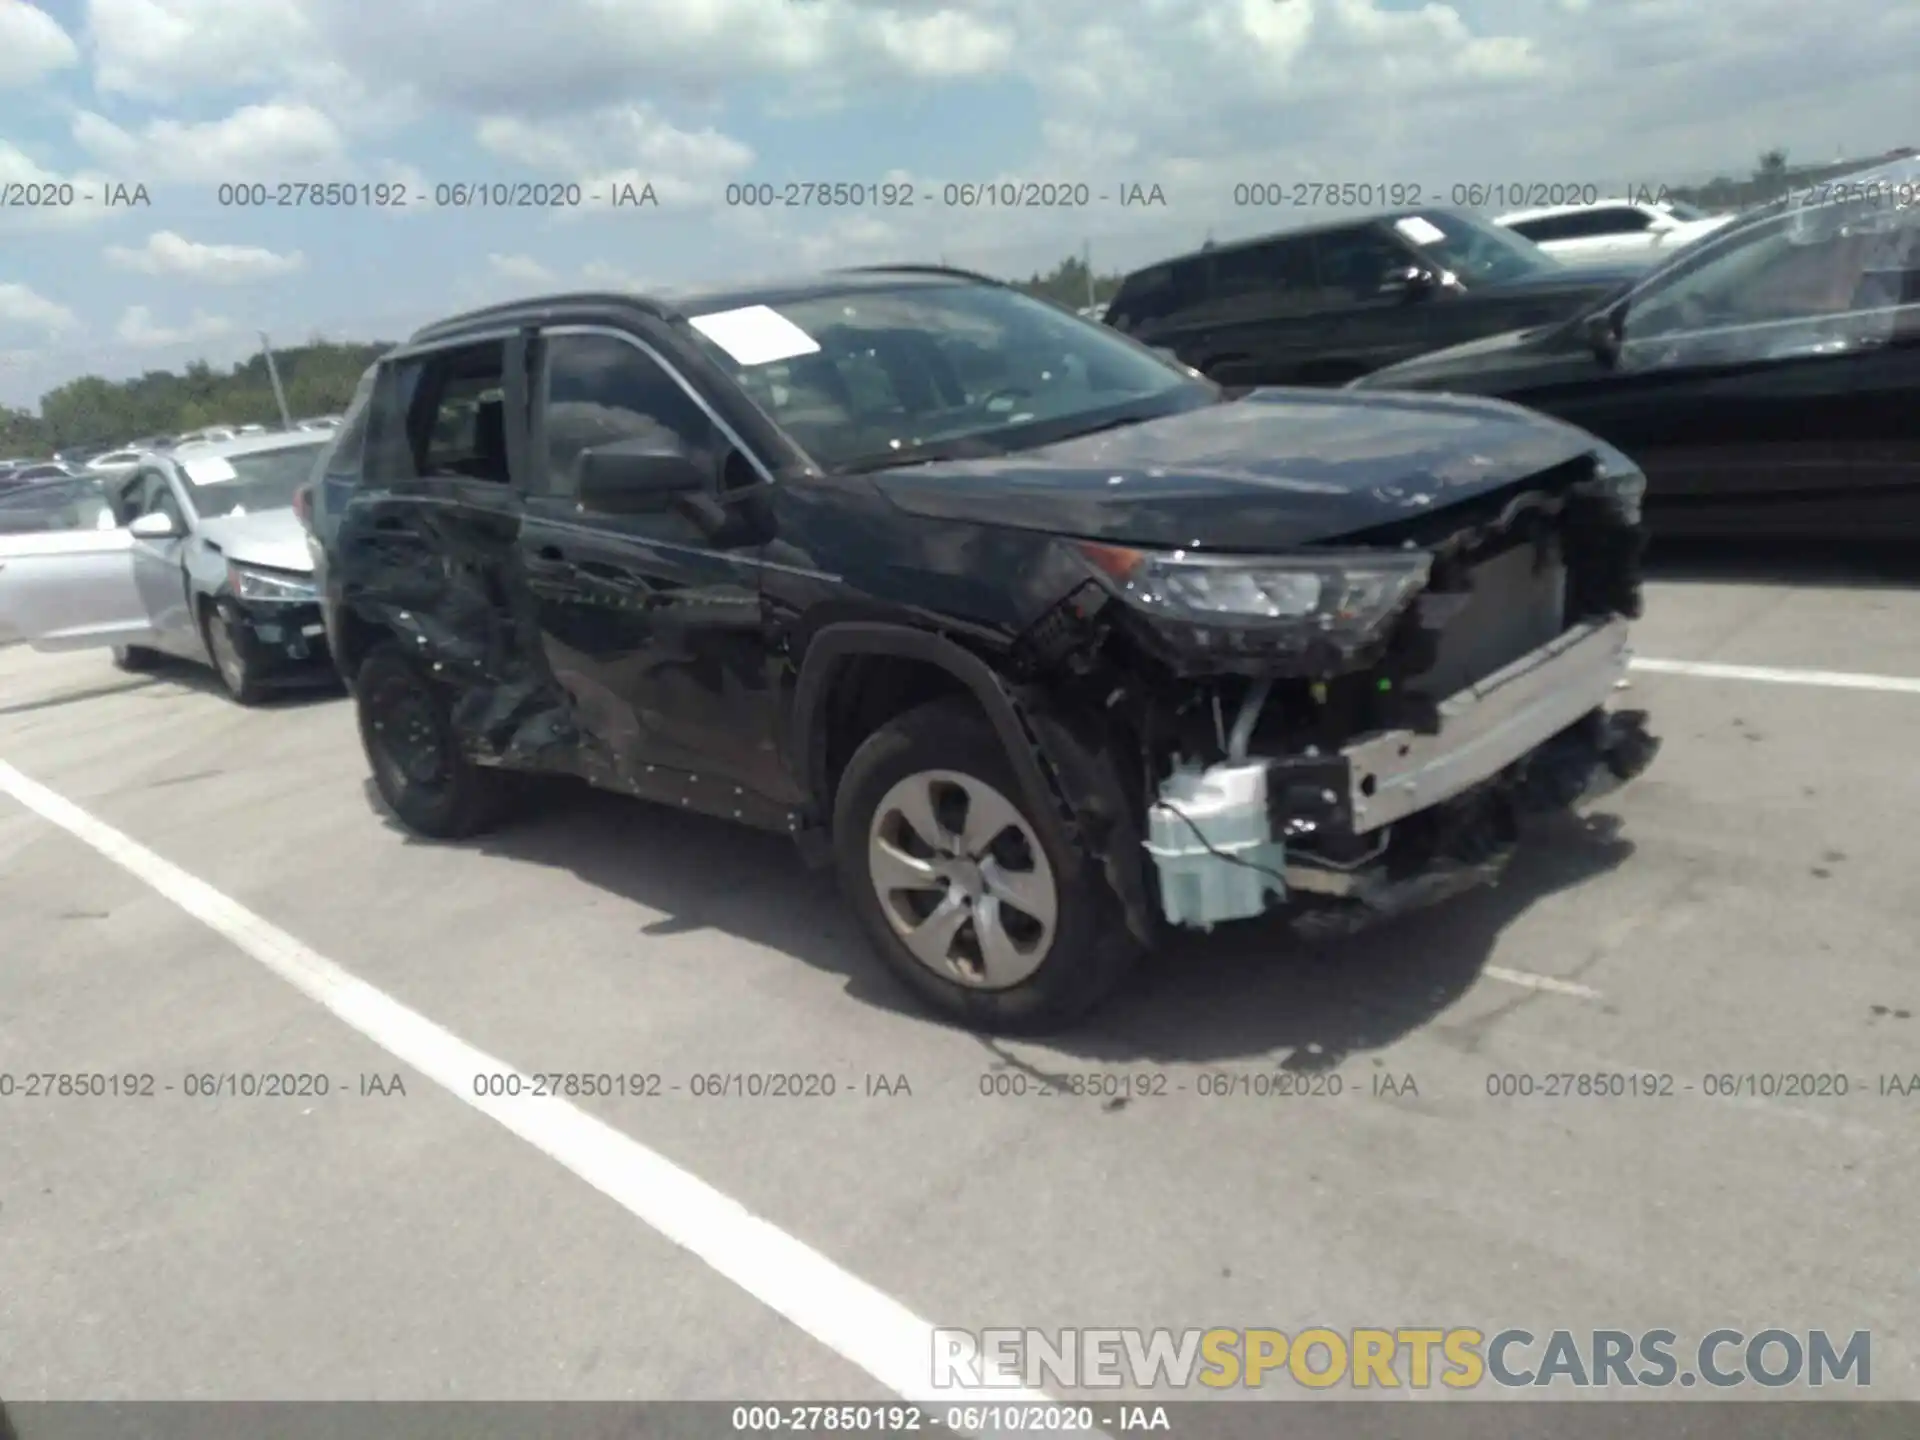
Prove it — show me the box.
[355,640,512,839]
[831,698,1140,1033]
[202,601,265,705]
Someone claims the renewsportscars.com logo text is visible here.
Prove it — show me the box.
[932,1327,1871,1391]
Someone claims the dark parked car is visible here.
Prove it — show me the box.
[1104,210,1641,386]
[1353,161,1920,538]
[306,267,1657,1032]
[0,461,77,490]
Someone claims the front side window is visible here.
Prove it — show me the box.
[1388,211,1559,284]
[682,280,1209,472]
[1315,226,1421,299]
[175,442,330,519]
[1620,209,1920,363]
[538,333,717,503]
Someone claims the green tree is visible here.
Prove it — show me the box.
[11,340,393,454]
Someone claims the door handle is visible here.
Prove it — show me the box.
[535,545,565,561]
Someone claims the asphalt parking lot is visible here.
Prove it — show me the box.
[2,547,1917,1417]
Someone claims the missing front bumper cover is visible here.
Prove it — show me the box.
[1142,616,1658,931]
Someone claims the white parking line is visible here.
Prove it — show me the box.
[1482,966,1602,1000]
[1631,657,1920,695]
[0,758,1108,1437]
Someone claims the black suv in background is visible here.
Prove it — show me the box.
[1104,210,1641,386]
[305,267,1656,1033]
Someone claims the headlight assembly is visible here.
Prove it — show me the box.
[1576,445,1647,525]
[1076,541,1431,650]
[229,562,319,602]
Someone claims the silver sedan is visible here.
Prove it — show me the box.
[0,432,336,703]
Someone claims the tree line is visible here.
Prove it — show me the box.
[4,146,1903,456]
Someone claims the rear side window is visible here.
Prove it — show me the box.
[1508,213,1584,243]
[323,365,378,479]
[368,341,511,484]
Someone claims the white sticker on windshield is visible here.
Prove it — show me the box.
[181,456,239,484]
[689,305,822,366]
[1394,215,1447,246]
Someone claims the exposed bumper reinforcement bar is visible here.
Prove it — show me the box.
[1340,616,1633,835]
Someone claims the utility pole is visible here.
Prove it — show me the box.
[259,331,293,429]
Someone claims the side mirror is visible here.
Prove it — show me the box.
[1583,305,1624,366]
[128,510,180,538]
[1378,265,1438,300]
[575,439,709,514]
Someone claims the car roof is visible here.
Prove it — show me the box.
[1496,199,1664,225]
[1117,210,1457,278]
[404,266,1007,346]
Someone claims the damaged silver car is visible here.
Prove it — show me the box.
[304,268,1658,1032]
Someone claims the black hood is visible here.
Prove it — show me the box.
[870,389,1605,552]
[1480,262,1641,300]
[1351,325,1556,392]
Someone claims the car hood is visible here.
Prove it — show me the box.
[195,506,312,572]
[868,390,1603,551]
[1349,326,1549,390]
[1481,262,1641,297]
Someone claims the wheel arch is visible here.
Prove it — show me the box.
[790,622,1157,947]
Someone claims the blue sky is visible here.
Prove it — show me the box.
[2,0,1915,409]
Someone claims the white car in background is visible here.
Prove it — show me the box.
[1495,198,1738,267]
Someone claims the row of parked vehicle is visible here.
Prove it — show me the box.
[1104,169,1917,538]
[0,159,1910,1034]
[0,417,342,493]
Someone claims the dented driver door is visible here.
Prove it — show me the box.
[519,325,782,809]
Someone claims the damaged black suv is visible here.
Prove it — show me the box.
[305,266,1658,1033]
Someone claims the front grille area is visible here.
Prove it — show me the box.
[1414,538,1568,696]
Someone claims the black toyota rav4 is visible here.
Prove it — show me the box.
[305,266,1658,1033]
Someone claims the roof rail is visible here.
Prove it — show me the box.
[836,263,1006,286]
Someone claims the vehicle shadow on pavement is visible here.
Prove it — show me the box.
[383,775,1633,1067]
[121,653,346,708]
[1646,537,1920,588]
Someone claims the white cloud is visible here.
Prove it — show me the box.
[87,0,316,99]
[0,143,125,232]
[476,105,754,208]
[487,253,556,284]
[0,3,79,87]
[72,102,348,183]
[116,305,237,346]
[580,261,650,291]
[0,283,80,337]
[105,230,306,281]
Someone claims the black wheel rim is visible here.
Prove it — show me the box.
[367,673,450,795]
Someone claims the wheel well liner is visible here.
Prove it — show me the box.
[790,622,1156,945]
[793,625,1037,819]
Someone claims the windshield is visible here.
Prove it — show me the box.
[681,280,1208,471]
[176,442,327,518]
[1393,211,1560,284]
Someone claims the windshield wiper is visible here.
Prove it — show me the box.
[837,438,1007,475]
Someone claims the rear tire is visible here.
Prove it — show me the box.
[831,697,1141,1033]
[355,640,512,839]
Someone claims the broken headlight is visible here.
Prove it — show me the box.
[229,562,319,603]
[1078,542,1431,647]
[1574,444,1648,526]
